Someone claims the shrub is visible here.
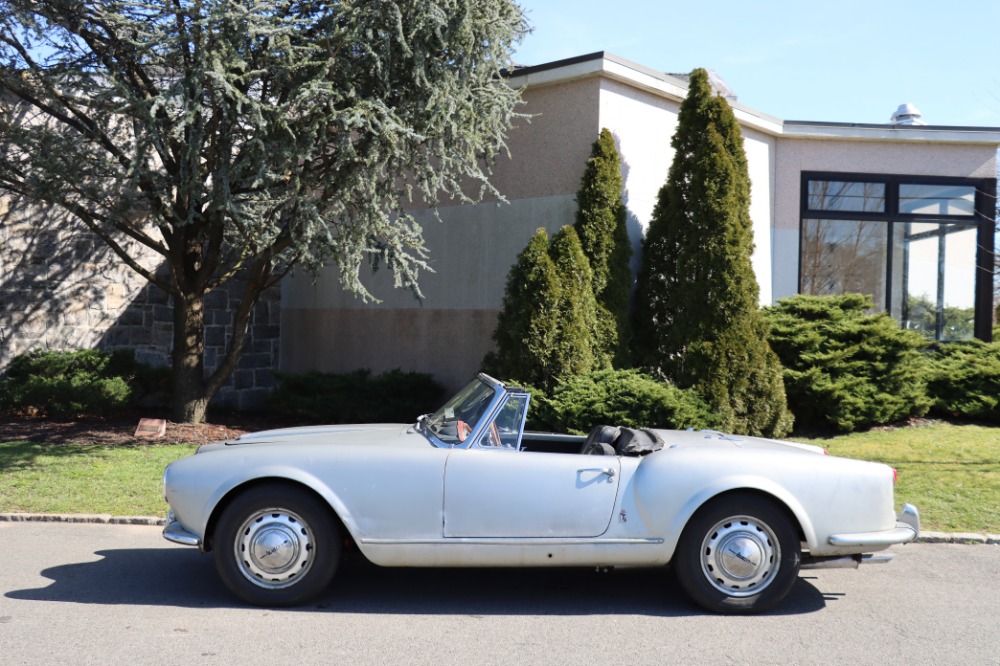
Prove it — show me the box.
[574,127,632,364]
[631,68,791,438]
[925,341,1000,422]
[483,226,612,390]
[269,369,445,424]
[764,294,931,433]
[524,369,717,435]
[0,348,161,416]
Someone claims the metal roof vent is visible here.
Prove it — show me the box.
[890,103,926,126]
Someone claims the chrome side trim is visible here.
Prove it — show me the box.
[359,537,665,546]
[827,504,920,548]
[162,513,202,548]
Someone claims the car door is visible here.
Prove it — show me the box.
[443,447,621,538]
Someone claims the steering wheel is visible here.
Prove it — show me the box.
[488,422,502,447]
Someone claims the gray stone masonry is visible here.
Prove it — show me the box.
[0,195,280,410]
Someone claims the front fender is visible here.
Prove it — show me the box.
[164,457,364,547]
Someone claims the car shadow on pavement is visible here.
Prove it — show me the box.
[6,549,831,616]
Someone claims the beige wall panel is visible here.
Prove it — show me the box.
[489,78,602,201]
[283,194,577,311]
[281,307,498,394]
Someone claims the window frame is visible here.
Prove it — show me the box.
[799,171,996,341]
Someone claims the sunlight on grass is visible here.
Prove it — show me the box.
[0,441,196,516]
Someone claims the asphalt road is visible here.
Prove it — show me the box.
[1,521,998,666]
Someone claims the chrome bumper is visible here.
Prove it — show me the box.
[827,503,920,549]
[162,511,202,548]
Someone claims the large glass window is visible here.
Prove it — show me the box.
[807,180,885,213]
[801,219,888,309]
[800,174,993,342]
[898,184,976,216]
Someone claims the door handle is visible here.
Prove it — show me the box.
[579,467,616,482]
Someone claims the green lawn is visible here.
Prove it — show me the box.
[0,441,195,517]
[1,422,998,533]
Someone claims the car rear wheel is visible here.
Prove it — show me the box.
[214,484,340,606]
[674,493,800,614]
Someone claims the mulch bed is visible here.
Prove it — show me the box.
[0,411,294,446]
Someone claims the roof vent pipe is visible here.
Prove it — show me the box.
[891,103,926,126]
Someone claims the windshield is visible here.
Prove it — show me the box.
[426,377,499,446]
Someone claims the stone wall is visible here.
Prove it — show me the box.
[0,195,280,411]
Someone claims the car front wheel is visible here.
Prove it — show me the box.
[214,484,341,606]
[674,493,800,614]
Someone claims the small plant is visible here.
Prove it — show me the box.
[268,369,444,424]
[0,348,164,417]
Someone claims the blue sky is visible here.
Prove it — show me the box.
[512,0,1000,127]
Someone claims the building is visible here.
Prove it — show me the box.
[280,52,999,393]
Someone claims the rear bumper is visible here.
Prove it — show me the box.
[827,503,920,549]
[162,510,202,548]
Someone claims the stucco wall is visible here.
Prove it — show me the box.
[281,76,607,392]
[770,139,998,301]
[281,195,577,391]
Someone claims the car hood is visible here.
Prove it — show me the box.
[197,423,417,453]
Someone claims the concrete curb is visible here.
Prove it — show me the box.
[1,513,998,544]
[0,512,164,526]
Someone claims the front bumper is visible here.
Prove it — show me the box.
[162,510,202,548]
[827,503,920,549]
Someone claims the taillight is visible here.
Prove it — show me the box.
[892,468,898,484]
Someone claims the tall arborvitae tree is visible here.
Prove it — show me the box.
[483,226,612,389]
[482,229,562,387]
[574,128,632,364]
[632,68,792,437]
[549,225,615,382]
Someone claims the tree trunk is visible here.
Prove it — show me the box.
[171,293,210,423]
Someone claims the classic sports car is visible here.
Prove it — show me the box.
[163,374,919,614]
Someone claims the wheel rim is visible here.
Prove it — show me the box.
[699,515,780,597]
[234,508,314,590]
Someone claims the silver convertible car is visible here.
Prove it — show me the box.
[163,374,919,614]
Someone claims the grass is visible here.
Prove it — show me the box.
[795,423,1000,534]
[1,422,998,533]
[0,441,195,516]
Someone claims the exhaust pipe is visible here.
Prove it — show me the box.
[801,552,896,570]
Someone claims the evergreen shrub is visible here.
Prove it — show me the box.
[0,348,164,416]
[925,340,1000,422]
[574,128,632,363]
[483,226,612,390]
[630,68,791,437]
[764,294,931,432]
[524,369,717,435]
[269,369,444,424]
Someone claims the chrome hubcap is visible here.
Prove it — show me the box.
[235,509,314,589]
[700,515,779,597]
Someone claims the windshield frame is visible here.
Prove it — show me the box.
[423,374,506,448]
